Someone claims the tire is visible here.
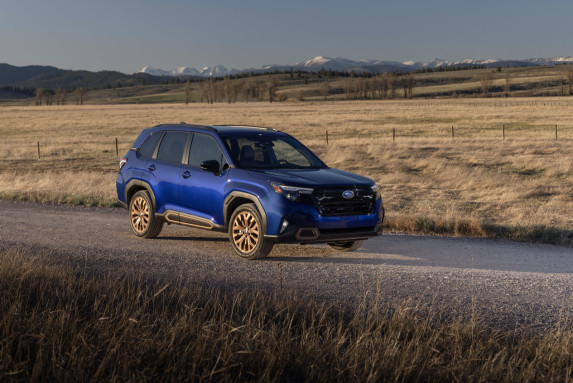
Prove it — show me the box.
[327,239,365,252]
[229,204,273,259]
[129,190,163,238]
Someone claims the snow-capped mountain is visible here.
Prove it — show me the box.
[138,55,573,77]
[139,66,174,77]
[139,65,240,77]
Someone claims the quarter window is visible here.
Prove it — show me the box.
[139,132,163,158]
[156,132,189,163]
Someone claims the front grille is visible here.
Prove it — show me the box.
[311,186,376,217]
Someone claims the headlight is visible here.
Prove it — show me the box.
[270,182,313,202]
[371,184,381,200]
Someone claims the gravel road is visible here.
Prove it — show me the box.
[1,200,572,330]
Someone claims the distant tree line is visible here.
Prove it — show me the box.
[415,65,488,74]
[342,73,415,100]
[33,87,88,106]
[16,63,573,106]
[0,86,36,96]
[197,75,281,104]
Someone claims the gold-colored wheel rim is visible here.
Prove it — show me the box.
[232,211,260,253]
[130,196,150,233]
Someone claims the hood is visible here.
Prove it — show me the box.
[248,168,374,188]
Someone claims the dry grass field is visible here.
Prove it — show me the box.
[1,98,572,244]
[3,246,573,381]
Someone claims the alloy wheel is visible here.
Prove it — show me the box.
[130,195,150,234]
[232,211,260,253]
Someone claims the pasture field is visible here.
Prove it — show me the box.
[3,246,573,381]
[1,98,572,244]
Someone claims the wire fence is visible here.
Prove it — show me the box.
[1,124,572,163]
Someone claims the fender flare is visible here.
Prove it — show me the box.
[223,191,268,234]
[125,179,157,211]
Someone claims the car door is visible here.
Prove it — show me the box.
[146,131,190,216]
[178,133,229,226]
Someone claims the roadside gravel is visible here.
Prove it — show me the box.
[1,200,572,330]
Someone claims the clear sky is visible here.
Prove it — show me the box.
[1,0,572,73]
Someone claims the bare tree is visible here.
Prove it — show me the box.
[200,81,208,103]
[231,81,243,103]
[222,77,233,103]
[504,71,511,97]
[480,72,493,98]
[215,81,224,102]
[343,77,355,100]
[55,88,67,105]
[371,76,384,99]
[74,87,88,105]
[184,81,191,104]
[407,75,414,97]
[44,90,54,106]
[208,78,216,104]
[356,77,368,100]
[389,74,398,99]
[381,74,390,99]
[200,78,215,104]
[35,88,44,105]
[563,65,573,96]
[320,81,330,101]
[242,77,257,102]
[265,76,278,103]
[257,82,267,102]
[400,77,408,99]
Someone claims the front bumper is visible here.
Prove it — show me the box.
[265,206,384,244]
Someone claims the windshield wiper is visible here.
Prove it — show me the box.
[280,164,306,169]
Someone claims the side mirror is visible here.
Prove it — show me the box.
[200,160,220,174]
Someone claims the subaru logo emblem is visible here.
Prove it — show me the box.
[342,190,354,199]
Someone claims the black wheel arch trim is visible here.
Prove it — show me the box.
[224,191,268,235]
[125,179,157,211]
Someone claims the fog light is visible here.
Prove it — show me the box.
[280,219,289,234]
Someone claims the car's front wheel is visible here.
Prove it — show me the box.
[327,240,365,252]
[129,190,163,238]
[229,204,273,259]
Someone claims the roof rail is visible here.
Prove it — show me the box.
[154,123,218,132]
[214,125,280,132]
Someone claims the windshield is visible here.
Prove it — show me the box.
[223,135,326,170]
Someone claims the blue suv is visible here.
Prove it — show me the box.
[117,124,384,259]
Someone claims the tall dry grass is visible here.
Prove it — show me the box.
[2,247,573,382]
[1,100,572,243]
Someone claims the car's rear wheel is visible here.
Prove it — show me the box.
[229,204,273,259]
[327,240,365,252]
[129,190,163,238]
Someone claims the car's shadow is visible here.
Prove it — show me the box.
[155,230,573,274]
[267,236,573,274]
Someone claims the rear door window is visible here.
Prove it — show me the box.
[156,132,189,163]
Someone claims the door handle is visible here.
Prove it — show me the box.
[182,171,191,179]
[147,164,156,171]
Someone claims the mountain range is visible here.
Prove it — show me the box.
[2,55,573,93]
[138,55,573,78]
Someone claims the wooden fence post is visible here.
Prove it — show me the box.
[392,128,395,142]
[326,130,329,145]
[451,126,454,138]
[37,141,40,159]
[115,137,119,155]
[502,125,505,140]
